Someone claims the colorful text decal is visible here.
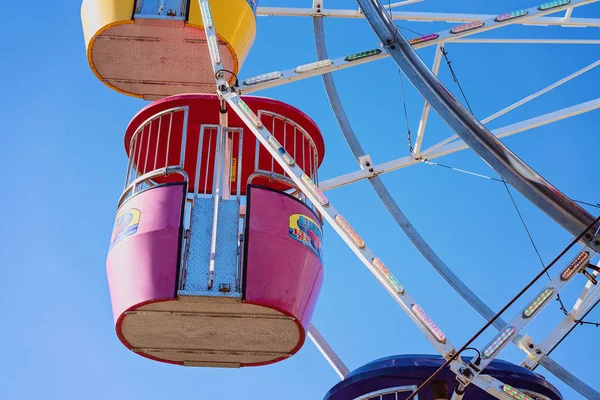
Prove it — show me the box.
[110,208,141,249]
[289,214,323,261]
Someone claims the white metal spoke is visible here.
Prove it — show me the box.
[256,7,600,28]
[308,324,350,379]
[422,58,600,157]
[319,98,600,191]
[413,44,443,155]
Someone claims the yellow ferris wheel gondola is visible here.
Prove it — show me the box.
[81,0,258,100]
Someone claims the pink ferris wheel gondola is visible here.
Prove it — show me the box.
[106,94,327,367]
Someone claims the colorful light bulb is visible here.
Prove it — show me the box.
[345,49,382,62]
[561,251,590,281]
[267,136,295,166]
[243,71,283,86]
[237,100,263,128]
[539,0,571,11]
[301,174,329,206]
[523,287,554,318]
[408,33,440,45]
[335,215,365,249]
[373,258,405,294]
[496,10,529,22]
[295,59,333,74]
[450,21,485,34]
[483,326,515,358]
[502,385,535,400]
[412,304,447,343]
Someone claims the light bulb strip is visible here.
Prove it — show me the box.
[345,49,382,62]
[295,59,333,74]
[523,287,555,318]
[483,326,516,358]
[373,258,405,294]
[237,100,263,128]
[561,251,590,281]
[243,71,283,86]
[502,385,535,400]
[335,215,366,249]
[496,10,529,22]
[539,0,571,11]
[408,33,440,45]
[200,1,213,28]
[412,304,447,343]
[268,136,295,166]
[208,35,221,64]
[301,174,329,206]
[450,21,485,34]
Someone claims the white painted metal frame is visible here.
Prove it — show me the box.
[320,97,600,191]
[421,58,600,158]
[199,1,600,398]
[242,0,599,98]
[256,6,600,28]
[200,5,551,399]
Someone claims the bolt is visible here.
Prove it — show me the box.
[167,9,176,17]
[390,45,396,49]
[528,344,535,349]
[365,162,371,167]
[595,240,600,246]
[369,168,374,173]
[219,85,227,92]
[536,349,542,355]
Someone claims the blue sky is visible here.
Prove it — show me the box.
[1,0,600,399]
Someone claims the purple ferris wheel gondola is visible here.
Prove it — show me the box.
[324,355,562,400]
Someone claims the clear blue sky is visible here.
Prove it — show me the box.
[1,0,600,399]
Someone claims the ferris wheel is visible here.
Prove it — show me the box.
[80,0,600,399]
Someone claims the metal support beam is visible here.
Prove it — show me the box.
[319,98,600,191]
[565,7,575,20]
[308,324,351,379]
[413,44,443,155]
[423,58,600,156]
[384,0,424,8]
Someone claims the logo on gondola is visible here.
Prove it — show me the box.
[289,214,323,261]
[110,208,141,249]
